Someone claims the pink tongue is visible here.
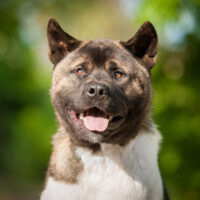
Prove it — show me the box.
[83,108,109,132]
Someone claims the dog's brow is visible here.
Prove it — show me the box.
[78,40,115,67]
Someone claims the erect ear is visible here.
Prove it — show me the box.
[47,18,81,65]
[121,21,158,68]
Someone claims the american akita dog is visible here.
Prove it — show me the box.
[41,18,169,200]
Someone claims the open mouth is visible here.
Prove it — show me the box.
[68,107,124,132]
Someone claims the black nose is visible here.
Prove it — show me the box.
[86,82,108,99]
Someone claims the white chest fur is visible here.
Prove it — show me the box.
[41,130,163,200]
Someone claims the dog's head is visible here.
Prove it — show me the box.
[47,18,158,146]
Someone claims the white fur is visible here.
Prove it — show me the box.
[41,127,163,200]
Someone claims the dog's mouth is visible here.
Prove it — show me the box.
[68,107,124,132]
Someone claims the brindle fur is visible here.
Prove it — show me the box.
[44,18,169,199]
[47,127,83,184]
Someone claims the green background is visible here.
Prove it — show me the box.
[0,0,200,199]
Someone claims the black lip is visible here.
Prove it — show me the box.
[69,106,125,118]
[68,107,126,131]
[67,110,127,138]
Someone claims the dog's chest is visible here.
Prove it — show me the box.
[42,132,163,200]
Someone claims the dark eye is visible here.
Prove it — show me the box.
[113,71,124,79]
[75,67,86,76]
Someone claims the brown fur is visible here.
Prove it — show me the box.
[47,127,83,183]
[46,18,158,182]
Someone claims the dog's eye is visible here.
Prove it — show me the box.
[114,71,123,79]
[76,67,86,76]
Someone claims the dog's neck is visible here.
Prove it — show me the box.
[47,121,160,183]
[42,123,163,200]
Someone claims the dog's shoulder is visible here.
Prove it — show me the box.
[47,127,84,184]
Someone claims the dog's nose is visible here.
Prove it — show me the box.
[86,82,108,99]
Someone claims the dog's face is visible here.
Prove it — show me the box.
[47,19,158,146]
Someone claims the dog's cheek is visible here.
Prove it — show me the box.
[125,78,151,109]
[124,78,144,100]
[51,76,78,111]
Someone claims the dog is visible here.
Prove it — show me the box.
[40,18,170,200]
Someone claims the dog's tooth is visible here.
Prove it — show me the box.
[80,113,84,120]
[109,116,113,121]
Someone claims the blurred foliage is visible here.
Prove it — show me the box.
[0,0,200,199]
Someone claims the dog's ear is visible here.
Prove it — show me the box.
[121,21,158,68]
[47,18,81,65]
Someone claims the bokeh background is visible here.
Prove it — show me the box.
[0,0,200,199]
